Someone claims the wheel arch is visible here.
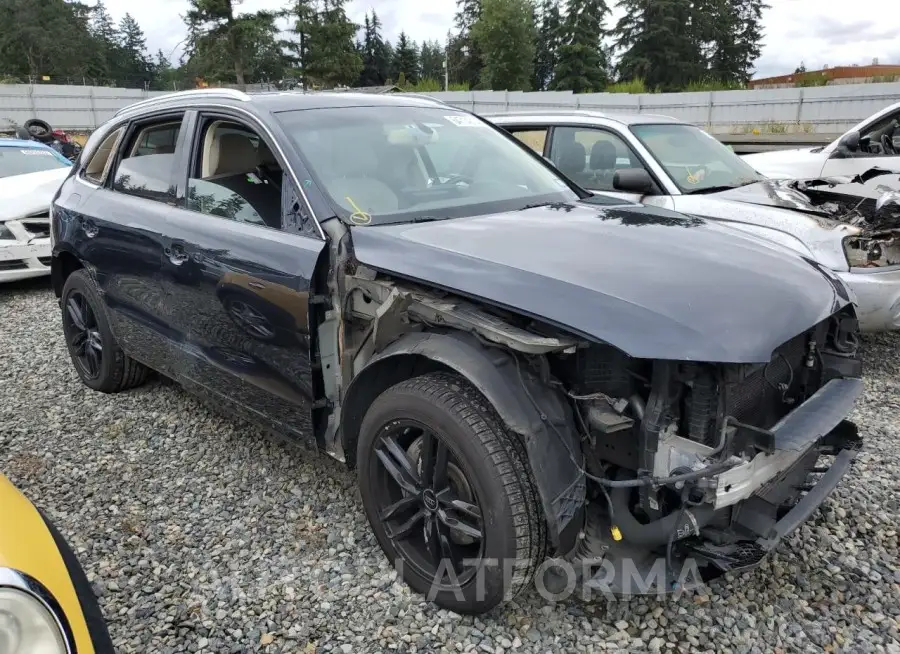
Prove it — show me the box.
[341,330,585,550]
[51,250,84,298]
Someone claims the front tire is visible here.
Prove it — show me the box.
[357,372,547,614]
[61,270,150,393]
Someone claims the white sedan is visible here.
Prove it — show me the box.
[488,110,900,332]
[0,139,72,283]
[742,101,900,179]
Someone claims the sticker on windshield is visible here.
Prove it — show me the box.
[444,114,483,127]
[345,196,372,225]
[19,149,54,156]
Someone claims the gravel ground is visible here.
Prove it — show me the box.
[1,277,899,654]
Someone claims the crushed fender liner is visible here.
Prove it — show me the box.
[342,330,586,550]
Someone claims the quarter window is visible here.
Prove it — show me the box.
[111,117,183,203]
[130,122,181,157]
[83,127,124,185]
[509,128,548,155]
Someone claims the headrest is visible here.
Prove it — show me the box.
[590,140,618,171]
[212,133,257,176]
[557,142,586,175]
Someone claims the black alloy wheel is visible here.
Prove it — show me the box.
[358,372,547,614]
[63,291,103,380]
[60,270,150,393]
[372,421,485,586]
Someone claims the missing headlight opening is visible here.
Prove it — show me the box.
[844,233,900,268]
[783,170,900,269]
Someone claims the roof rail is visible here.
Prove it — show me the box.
[115,88,251,116]
[400,92,450,105]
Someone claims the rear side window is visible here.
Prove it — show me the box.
[112,117,183,203]
[131,122,180,157]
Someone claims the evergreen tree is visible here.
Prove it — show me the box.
[151,49,179,90]
[553,0,609,93]
[90,0,119,81]
[419,40,445,81]
[533,0,561,90]
[371,11,392,84]
[304,0,361,87]
[472,0,536,91]
[729,0,766,83]
[118,13,152,87]
[452,0,483,88]
[392,32,419,84]
[0,0,107,82]
[289,0,319,81]
[185,0,283,86]
[613,0,704,91]
[358,11,392,86]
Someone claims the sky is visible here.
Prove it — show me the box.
[102,0,900,80]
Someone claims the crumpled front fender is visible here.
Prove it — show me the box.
[341,330,585,551]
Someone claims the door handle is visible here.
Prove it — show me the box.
[80,218,98,238]
[165,243,189,266]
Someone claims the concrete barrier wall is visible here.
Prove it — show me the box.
[2,82,900,136]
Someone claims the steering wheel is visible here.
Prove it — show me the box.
[881,134,895,156]
[431,173,474,187]
[254,164,282,189]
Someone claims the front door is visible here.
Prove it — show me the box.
[161,110,325,439]
[821,106,900,177]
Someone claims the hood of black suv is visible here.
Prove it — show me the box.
[351,202,852,363]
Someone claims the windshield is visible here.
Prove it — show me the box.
[0,145,70,178]
[630,124,763,194]
[277,106,584,225]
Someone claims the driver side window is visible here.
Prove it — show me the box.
[860,110,900,156]
[185,119,283,230]
[549,127,647,192]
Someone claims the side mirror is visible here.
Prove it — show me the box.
[833,130,861,158]
[613,168,653,194]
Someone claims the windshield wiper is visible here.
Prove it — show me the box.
[369,215,453,226]
[685,178,761,195]
[408,215,452,223]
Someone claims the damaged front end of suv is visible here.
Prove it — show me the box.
[562,313,862,594]
[785,168,900,270]
[316,201,864,603]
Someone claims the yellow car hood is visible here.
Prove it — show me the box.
[0,474,94,653]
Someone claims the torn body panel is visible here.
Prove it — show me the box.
[666,173,900,331]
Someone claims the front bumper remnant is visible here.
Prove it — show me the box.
[560,399,862,597]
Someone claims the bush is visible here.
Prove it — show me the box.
[683,78,745,92]
[400,77,470,92]
[605,78,648,94]
[795,73,828,87]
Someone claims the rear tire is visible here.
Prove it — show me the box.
[61,270,150,393]
[357,372,547,614]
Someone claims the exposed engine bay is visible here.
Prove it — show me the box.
[784,168,900,268]
[329,255,864,593]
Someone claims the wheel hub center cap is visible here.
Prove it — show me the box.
[422,488,438,512]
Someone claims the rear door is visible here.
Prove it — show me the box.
[62,112,186,374]
[160,108,326,439]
